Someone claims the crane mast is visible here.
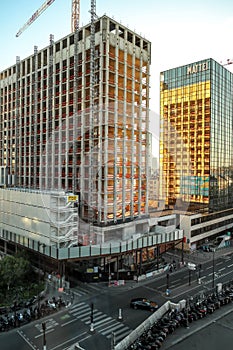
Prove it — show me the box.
[71,0,80,32]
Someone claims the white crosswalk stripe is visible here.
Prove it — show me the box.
[72,289,89,297]
[69,302,132,343]
[71,283,104,298]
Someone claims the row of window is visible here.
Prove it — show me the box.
[191,216,233,237]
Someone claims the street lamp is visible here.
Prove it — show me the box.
[212,248,216,288]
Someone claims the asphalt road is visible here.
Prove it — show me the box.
[1,248,233,350]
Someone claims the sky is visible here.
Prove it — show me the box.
[1,0,233,155]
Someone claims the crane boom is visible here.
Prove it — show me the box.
[16,0,81,37]
[221,59,233,67]
[16,0,56,37]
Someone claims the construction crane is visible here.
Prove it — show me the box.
[220,58,233,67]
[16,0,80,37]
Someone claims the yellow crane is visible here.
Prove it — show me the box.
[16,0,80,37]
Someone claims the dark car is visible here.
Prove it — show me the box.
[130,298,159,312]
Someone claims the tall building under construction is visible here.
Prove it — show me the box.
[0,15,151,252]
[160,58,233,213]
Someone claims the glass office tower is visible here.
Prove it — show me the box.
[160,58,233,212]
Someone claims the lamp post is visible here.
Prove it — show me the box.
[165,273,170,296]
[166,273,170,290]
[181,236,184,265]
[108,260,111,287]
[186,297,189,329]
[198,264,202,279]
[38,242,42,314]
[212,248,216,288]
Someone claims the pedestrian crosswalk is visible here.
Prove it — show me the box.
[69,302,132,343]
[71,283,105,298]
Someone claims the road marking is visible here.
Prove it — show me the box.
[219,267,226,272]
[106,326,130,339]
[87,316,112,326]
[89,318,116,329]
[113,328,131,340]
[72,290,87,297]
[49,332,91,350]
[70,302,86,311]
[17,331,37,349]
[101,322,126,335]
[35,328,55,338]
[68,301,132,343]
[61,318,78,327]
[216,262,223,265]
[73,310,90,318]
[227,263,233,268]
[206,266,212,270]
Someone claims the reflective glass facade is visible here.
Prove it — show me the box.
[160,58,233,212]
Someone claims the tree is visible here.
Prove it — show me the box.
[0,255,31,291]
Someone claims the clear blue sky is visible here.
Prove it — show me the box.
[1,0,233,153]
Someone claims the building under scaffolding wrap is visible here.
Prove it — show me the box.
[0,15,152,251]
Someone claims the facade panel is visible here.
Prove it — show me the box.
[160,58,233,212]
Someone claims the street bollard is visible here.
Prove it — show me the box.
[90,302,95,332]
[118,308,123,321]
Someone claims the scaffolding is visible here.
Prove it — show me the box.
[0,15,151,246]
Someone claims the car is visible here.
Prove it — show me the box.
[130,298,159,312]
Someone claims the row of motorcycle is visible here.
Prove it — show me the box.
[0,296,66,332]
[128,286,233,349]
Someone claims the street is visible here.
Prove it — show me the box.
[1,249,233,349]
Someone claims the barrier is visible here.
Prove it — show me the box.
[109,280,125,287]
[114,300,184,350]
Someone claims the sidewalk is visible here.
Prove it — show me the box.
[99,245,233,294]
[164,245,233,265]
